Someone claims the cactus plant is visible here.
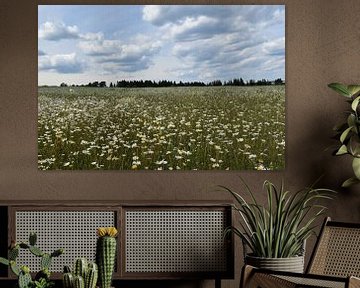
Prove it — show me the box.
[74,258,88,279]
[19,268,32,288]
[0,232,63,288]
[74,275,85,288]
[41,253,52,270]
[96,227,118,288]
[85,262,98,288]
[62,259,98,288]
[63,272,74,288]
[29,232,37,246]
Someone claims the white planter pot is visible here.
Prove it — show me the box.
[245,254,305,273]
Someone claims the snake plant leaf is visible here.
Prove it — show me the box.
[342,177,360,188]
[328,83,351,97]
[352,157,360,179]
[336,144,348,155]
[347,85,360,97]
[351,96,360,111]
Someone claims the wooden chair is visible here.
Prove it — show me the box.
[241,217,360,288]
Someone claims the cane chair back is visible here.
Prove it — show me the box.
[241,217,360,288]
[307,217,360,278]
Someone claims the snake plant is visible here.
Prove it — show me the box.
[222,179,334,258]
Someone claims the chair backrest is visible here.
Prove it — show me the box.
[307,217,360,277]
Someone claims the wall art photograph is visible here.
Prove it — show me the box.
[38,5,285,171]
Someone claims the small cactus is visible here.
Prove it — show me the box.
[29,233,37,246]
[9,247,19,260]
[64,265,72,273]
[51,248,64,257]
[0,232,63,288]
[41,253,52,270]
[18,269,32,288]
[74,275,85,288]
[85,263,98,288]
[63,272,74,288]
[63,259,98,288]
[10,260,20,276]
[19,243,29,249]
[35,268,50,281]
[74,258,88,279]
[96,227,118,288]
[29,245,44,257]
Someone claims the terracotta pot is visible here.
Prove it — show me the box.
[245,254,304,273]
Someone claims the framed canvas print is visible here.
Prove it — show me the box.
[38,5,285,171]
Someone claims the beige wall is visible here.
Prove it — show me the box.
[1,0,360,287]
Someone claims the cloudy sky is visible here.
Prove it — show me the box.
[38,5,285,86]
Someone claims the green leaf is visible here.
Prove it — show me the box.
[352,157,360,179]
[8,247,19,261]
[349,135,360,156]
[222,179,335,258]
[40,254,51,270]
[347,114,356,129]
[0,257,9,266]
[348,85,360,97]
[29,246,44,257]
[342,177,360,188]
[351,96,360,111]
[340,126,352,143]
[328,83,351,97]
[19,243,29,249]
[336,144,348,155]
[10,261,20,276]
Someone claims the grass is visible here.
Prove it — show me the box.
[38,86,285,170]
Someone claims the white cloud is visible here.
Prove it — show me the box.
[78,39,121,56]
[142,5,285,82]
[142,5,163,24]
[143,5,232,27]
[38,53,85,73]
[165,16,219,41]
[262,37,285,56]
[80,32,104,41]
[78,35,161,72]
[38,5,285,83]
[273,8,285,23]
[39,21,79,41]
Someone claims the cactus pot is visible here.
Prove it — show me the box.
[245,254,304,273]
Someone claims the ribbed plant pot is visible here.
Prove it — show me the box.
[245,254,304,273]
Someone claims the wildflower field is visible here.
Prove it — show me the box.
[38,86,285,170]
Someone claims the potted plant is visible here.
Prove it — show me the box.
[221,179,334,273]
[328,83,360,187]
[0,232,63,288]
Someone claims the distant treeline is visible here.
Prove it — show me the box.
[55,78,284,88]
